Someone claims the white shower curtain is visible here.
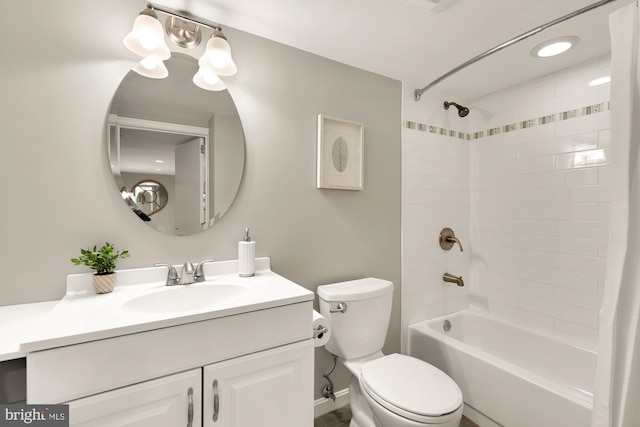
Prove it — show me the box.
[591,3,640,426]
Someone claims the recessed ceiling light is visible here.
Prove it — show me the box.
[531,36,580,58]
[155,160,164,163]
[588,76,611,87]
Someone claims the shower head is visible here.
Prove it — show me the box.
[444,101,469,117]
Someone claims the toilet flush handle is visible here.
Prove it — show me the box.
[330,302,348,313]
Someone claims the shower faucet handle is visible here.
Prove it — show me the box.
[439,227,464,252]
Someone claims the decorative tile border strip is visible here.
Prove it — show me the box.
[405,101,610,141]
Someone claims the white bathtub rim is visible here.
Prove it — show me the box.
[408,311,595,411]
[424,309,597,353]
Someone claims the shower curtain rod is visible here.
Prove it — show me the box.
[414,0,620,101]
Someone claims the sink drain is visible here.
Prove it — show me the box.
[443,320,451,332]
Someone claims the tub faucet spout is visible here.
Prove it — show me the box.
[443,273,464,287]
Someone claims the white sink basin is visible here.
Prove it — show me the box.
[122,284,249,314]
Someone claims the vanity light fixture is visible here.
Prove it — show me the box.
[198,29,238,76]
[132,56,169,79]
[124,4,238,85]
[165,15,202,49]
[531,36,580,58]
[123,5,171,60]
[193,65,226,91]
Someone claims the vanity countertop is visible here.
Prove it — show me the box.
[0,258,314,361]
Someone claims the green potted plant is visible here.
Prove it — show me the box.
[71,242,130,294]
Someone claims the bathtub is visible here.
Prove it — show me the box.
[407,310,597,427]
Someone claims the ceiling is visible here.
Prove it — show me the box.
[151,0,633,102]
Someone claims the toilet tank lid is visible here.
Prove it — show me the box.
[317,278,393,301]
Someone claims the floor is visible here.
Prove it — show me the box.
[314,405,480,427]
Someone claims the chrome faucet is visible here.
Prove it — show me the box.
[194,259,215,282]
[155,259,217,286]
[443,273,464,287]
[179,262,195,285]
[154,263,180,286]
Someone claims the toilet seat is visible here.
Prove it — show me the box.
[360,354,463,424]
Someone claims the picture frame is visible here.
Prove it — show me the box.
[316,114,364,190]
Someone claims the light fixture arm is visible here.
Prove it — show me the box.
[147,3,222,32]
[139,4,159,19]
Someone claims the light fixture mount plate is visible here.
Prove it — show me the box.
[165,16,202,49]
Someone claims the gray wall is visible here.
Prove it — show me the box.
[0,0,401,400]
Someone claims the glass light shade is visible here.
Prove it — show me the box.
[199,33,237,76]
[132,57,169,79]
[124,14,171,60]
[193,66,226,91]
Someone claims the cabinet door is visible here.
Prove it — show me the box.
[67,369,201,427]
[203,341,313,427]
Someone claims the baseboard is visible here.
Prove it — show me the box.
[463,403,501,427]
[314,387,350,418]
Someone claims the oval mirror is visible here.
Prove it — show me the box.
[108,53,245,235]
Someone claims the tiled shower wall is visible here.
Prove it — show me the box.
[402,55,611,347]
[401,90,471,348]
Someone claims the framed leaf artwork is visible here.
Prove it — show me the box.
[316,114,364,190]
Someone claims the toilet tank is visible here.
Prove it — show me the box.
[317,278,393,360]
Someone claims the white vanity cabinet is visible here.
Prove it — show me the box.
[66,340,312,427]
[202,341,312,427]
[27,301,314,427]
[67,369,202,427]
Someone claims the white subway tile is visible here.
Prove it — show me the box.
[555,320,599,346]
[598,166,612,185]
[555,253,607,275]
[554,287,603,310]
[517,279,555,300]
[598,203,611,221]
[598,129,611,148]
[490,302,555,333]
[598,239,609,258]
[565,168,599,186]
[556,111,610,136]
[487,285,519,306]
[553,220,609,239]
[520,264,599,292]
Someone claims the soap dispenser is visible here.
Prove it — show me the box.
[238,227,255,277]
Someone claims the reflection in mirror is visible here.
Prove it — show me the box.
[108,53,245,235]
[125,180,168,218]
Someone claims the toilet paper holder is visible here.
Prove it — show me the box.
[313,325,329,339]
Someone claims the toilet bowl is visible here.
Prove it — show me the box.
[317,278,463,427]
[359,353,463,426]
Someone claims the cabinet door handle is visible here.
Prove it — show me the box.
[213,379,219,422]
[187,387,194,427]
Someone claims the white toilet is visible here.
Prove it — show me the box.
[318,278,463,427]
